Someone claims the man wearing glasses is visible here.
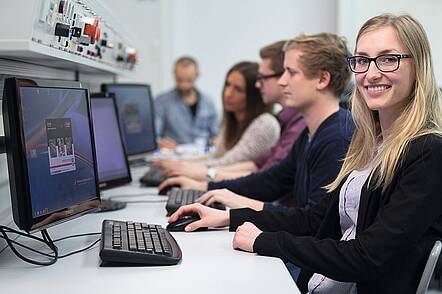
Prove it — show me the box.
[203,41,307,181]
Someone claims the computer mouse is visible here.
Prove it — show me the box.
[166,214,207,232]
[158,184,179,195]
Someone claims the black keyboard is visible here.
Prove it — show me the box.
[139,168,166,187]
[99,220,182,266]
[166,188,226,216]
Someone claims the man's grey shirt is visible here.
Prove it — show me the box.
[154,89,218,144]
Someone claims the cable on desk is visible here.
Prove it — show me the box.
[58,238,101,259]
[0,233,56,259]
[0,227,102,264]
[0,225,58,266]
[53,232,100,242]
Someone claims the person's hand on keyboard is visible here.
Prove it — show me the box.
[196,189,264,210]
[158,176,208,192]
[168,203,229,232]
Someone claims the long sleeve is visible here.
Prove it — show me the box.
[208,143,297,201]
[253,135,442,283]
[201,113,280,167]
[230,190,338,236]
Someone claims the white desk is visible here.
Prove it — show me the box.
[0,167,300,294]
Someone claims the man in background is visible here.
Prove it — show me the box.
[155,56,218,149]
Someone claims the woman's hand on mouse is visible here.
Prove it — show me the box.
[196,189,264,210]
[168,203,229,232]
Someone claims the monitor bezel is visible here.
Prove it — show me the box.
[101,83,157,156]
[91,92,132,190]
[2,77,101,232]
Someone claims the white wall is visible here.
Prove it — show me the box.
[98,0,166,95]
[161,0,338,112]
[338,0,442,87]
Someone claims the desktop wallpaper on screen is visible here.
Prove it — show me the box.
[19,87,97,218]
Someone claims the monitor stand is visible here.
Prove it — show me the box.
[129,157,148,167]
[0,136,5,154]
[97,199,127,213]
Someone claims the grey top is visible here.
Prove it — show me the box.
[200,113,280,167]
[154,89,218,144]
[308,168,370,294]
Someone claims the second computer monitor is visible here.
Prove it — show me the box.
[101,84,156,156]
[91,93,132,189]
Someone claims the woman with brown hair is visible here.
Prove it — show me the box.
[156,61,280,172]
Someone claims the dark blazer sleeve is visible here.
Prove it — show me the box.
[230,188,338,236]
[208,144,297,202]
[253,135,442,282]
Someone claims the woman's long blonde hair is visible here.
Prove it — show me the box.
[327,14,442,192]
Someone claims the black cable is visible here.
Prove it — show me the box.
[0,234,56,258]
[58,238,101,259]
[53,232,100,242]
[0,227,101,264]
[0,226,58,266]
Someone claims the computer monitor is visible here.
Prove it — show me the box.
[2,77,100,232]
[90,93,131,189]
[101,84,157,156]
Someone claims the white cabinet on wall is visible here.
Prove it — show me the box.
[0,0,138,75]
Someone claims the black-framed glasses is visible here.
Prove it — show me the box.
[347,54,412,73]
[256,72,283,82]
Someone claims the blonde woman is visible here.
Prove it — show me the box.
[169,14,442,293]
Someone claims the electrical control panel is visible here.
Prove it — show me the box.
[0,0,138,74]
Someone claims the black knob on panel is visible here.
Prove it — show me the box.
[72,27,82,38]
[58,1,66,14]
[55,23,70,37]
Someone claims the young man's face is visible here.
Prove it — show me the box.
[255,58,283,105]
[174,64,198,96]
[278,49,320,111]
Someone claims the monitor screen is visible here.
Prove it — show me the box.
[2,78,100,232]
[91,94,131,189]
[101,84,156,155]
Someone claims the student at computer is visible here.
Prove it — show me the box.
[160,33,354,213]
[157,61,281,170]
[157,41,306,182]
[155,56,218,149]
[170,14,442,293]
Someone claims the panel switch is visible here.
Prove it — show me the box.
[55,23,70,37]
